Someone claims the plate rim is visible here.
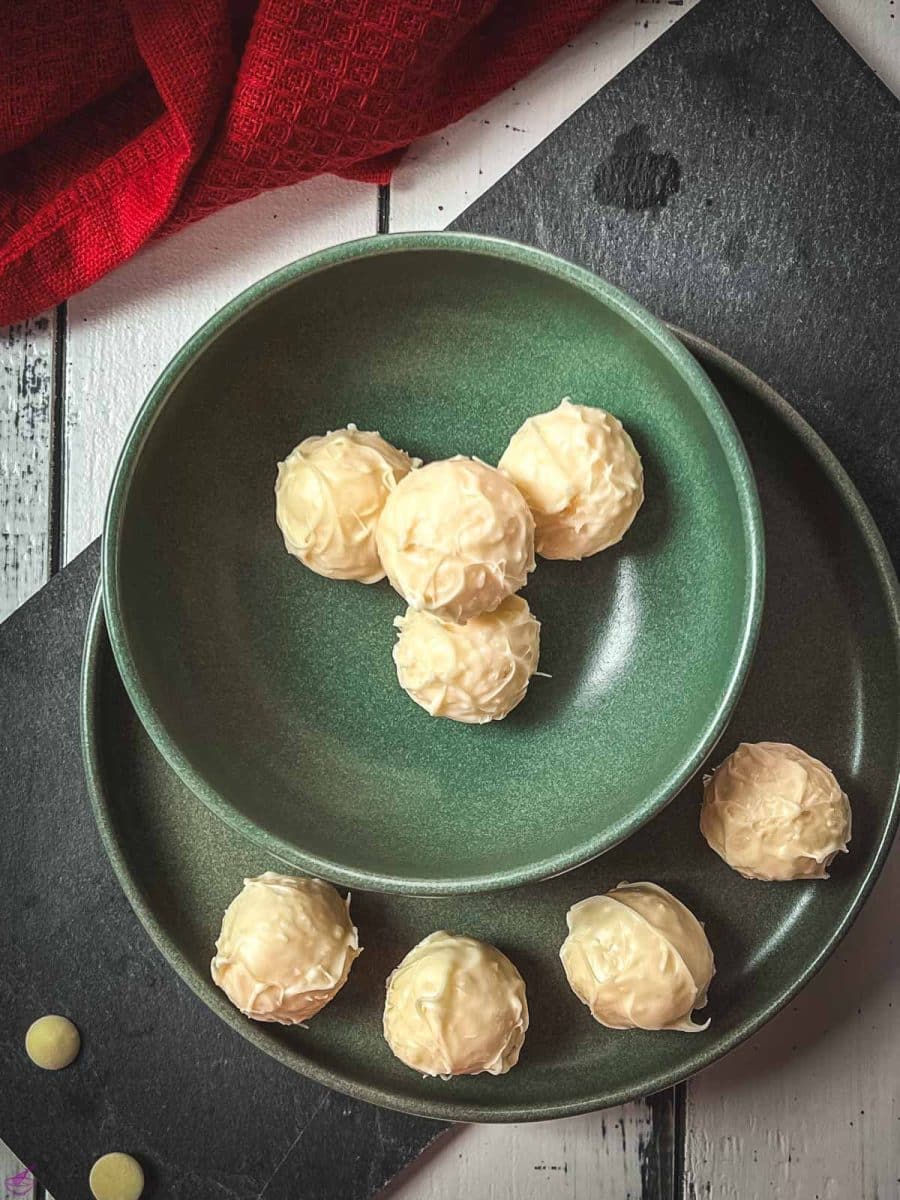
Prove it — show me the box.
[99,232,765,895]
[83,330,900,1123]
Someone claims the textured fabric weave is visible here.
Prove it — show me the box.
[0,0,609,324]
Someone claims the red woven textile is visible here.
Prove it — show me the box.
[0,0,609,324]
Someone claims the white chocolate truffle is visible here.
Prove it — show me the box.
[392,595,540,724]
[560,882,715,1033]
[383,932,528,1077]
[275,425,419,583]
[376,456,535,623]
[211,872,360,1024]
[701,742,851,881]
[499,398,643,560]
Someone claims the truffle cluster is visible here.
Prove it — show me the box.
[275,400,643,724]
[264,412,855,1083]
[210,873,714,1080]
[211,736,852,1075]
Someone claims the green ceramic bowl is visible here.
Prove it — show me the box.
[102,233,763,895]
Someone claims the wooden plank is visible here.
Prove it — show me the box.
[0,1155,37,1200]
[384,1094,675,1200]
[0,314,55,623]
[0,318,55,1194]
[815,0,900,96]
[63,176,377,563]
[684,850,900,1200]
[389,0,702,233]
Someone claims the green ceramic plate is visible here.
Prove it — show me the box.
[102,233,762,895]
[84,334,900,1122]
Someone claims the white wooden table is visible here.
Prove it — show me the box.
[3,3,897,1196]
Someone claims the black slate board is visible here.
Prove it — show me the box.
[3,0,898,1197]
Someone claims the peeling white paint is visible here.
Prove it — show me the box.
[0,314,54,623]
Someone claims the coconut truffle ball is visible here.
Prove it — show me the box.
[701,742,851,881]
[211,873,360,1024]
[499,398,643,560]
[560,882,715,1033]
[383,932,528,1077]
[275,425,419,583]
[392,594,540,724]
[376,456,536,623]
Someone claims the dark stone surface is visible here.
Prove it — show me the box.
[0,544,442,1200]
[453,0,900,565]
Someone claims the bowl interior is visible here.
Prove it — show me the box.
[106,238,760,892]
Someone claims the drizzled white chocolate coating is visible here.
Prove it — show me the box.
[383,932,529,1077]
[701,742,851,881]
[275,425,419,583]
[499,398,643,560]
[392,594,540,724]
[560,882,715,1033]
[211,873,360,1024]
[376,456,535,623]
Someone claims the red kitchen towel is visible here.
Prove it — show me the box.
[0,0,609,325]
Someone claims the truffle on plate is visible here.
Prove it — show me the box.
[701,741,851,881]
[383,932,528,1077]
[211,872,360,1024]
[392,594,540,724]
[560,882,715,1033]
[499,398,643,560]
[275,425,419,583]
[376,456,535,623]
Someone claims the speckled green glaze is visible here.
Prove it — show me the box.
[84,333,900,1123]
[102,234,763,894]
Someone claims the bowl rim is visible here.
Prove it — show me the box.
[101,231,765,896]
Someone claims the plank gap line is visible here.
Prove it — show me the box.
[49,301,67,576]
[672,1082,687,1200]
[378,185,391,235]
